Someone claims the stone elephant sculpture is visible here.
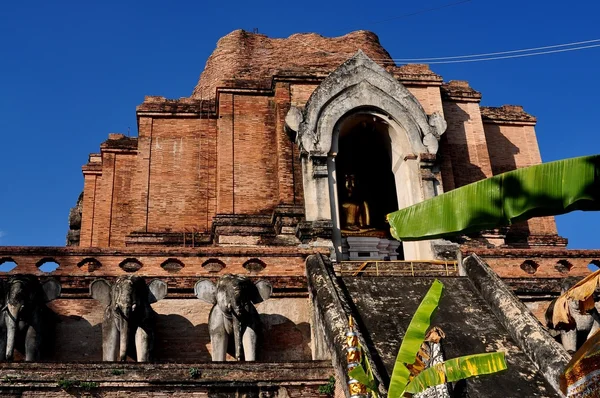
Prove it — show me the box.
[545,277,600,354]
[0,275,61,361]
[195,274,272,361]
[91,276,167,362]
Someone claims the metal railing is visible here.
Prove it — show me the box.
[337,260,459,277]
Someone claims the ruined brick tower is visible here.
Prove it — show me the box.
[1,30,598,397]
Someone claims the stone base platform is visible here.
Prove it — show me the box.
[0,361,333,397]
[341,237,401,261]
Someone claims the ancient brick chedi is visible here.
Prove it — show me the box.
[74,29,562,252]
[2,29,599,397]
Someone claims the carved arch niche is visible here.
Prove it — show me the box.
[288,52,447,261]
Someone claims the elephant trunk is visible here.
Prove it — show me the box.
[5,304,21,361]
[232,315,242,361]
[119,314,128,361]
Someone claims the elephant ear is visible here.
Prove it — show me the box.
[90,279,112,307]
[41,279,61,302]
[253,280,272,304]
[148,279,168,304]
[194,279,216,305]
[0,279,6,307]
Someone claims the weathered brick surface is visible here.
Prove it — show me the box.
[76,31,563,249]
[0,361,333,397]
[442,99,494,186]
[110,153,140,246]
[0,246,316,278]
[192,30,394,99]
[465,248,600,278]
[232,95,278,214]
[290,84,319,108]
[405,85,444,116]
[79,172,99,247]
[482,106,558,236]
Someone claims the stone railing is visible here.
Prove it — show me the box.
[337,259,459,277]
[0,246,322,292]
[465,248,600,278]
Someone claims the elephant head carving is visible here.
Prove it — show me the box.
[545,277,600,354]
[91,276,167,362]
[195,274,272,361]
[0,275,61,361]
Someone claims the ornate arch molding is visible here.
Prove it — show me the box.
[288,52,446,260]
[286,51,446,259]
[296,50,445,157]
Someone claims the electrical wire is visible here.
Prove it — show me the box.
[399,43,600,64]
[383,38,600,61]
[293,36,600,64]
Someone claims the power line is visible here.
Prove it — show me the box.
[293,36,600,64]
[380,38,600,61]
[413,43,600,64]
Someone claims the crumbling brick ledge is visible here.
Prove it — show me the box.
[0,361,332,396]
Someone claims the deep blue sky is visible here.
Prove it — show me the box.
[1,0,599,248]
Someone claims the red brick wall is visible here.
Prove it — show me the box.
[146,118,212,232]
[470,248,600,278]
[78,53,558,247]
[405,86,443,115]
[232,95,279,214]
[80,116,220,247]
[484,123,542,174]
[0,246,313,278]
[483,121,558,236]
[80,173,99,247]
[275,83,295,204]
[80,88,309,246]
[290,84,318,108]
[441,100,493,188]
[92,152,116,247]
[109,154,139,246]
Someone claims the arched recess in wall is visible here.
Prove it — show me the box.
[36,258,60,273]
[589,260,600,272]
[243,258,266,274]
[202,259,225,273]
[554,259,573,274]
[0,257,18,272]
[297,51,439,261]
[77,258,102,272]
[520,260,539,275]
[161,258,184,273]
[119,258,143,273]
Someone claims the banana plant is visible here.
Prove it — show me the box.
[387,155,600,241]
[349,280,507,397]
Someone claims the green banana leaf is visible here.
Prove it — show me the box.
[387,155,600,241]
[388,280,444,398]
[404,352,507,394]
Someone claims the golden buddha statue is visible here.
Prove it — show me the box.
[340,174,374,234]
